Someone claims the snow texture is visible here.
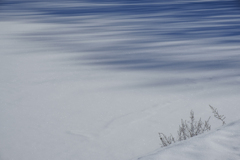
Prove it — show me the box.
[1,0,240,160]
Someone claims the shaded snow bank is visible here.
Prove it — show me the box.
[136,120,240,160]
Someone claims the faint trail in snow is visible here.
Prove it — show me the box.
[65,130,92,140]
[101,101,174,134]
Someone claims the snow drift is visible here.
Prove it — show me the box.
[136,120,240,160]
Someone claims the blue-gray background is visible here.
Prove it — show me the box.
[2,0,240,75]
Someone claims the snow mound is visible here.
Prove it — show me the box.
[136,120,240,160]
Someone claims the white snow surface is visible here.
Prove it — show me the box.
[1,1,240,160]
[135,120,240,160]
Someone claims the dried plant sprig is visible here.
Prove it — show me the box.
[209,105,226,125]
[159,110,211,147]
[159,133,175,147]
